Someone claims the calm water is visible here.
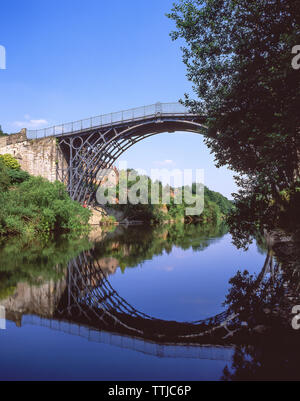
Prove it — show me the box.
[0,224,271,380]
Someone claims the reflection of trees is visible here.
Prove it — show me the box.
[222,339,300,381]
[223,255,285,322]
[93,222,228,271]
[222,239,300,381]
[3,220,300,380]
[0,237,91,301]
[0,222,227,302]
[273,234,300,292]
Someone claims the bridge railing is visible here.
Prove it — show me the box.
[27,102,190,140]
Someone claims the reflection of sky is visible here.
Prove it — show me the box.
[108,233,267,322]
[0,230,259,380]
[0,321,232,380]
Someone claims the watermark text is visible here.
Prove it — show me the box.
[0,45,6,70]
[0,306,6,330]
[292,46,300,70]
[96,162,205,216]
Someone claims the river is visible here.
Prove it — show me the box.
[0,223,297,381]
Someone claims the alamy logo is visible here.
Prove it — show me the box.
[0,45,6,70]
[292,305,300,330]
[292,46,300,70]
[0,306,6,330]
[96,162,205,216]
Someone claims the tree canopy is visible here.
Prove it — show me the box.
[168,0,300,245]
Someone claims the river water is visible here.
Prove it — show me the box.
[0,223,285,381]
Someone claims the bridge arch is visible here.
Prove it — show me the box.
[53,248,274,344]
[27,103,207,204]
[64,120,207,203]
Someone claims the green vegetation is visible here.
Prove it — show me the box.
[0,154,30,187]
[0,155,91,240]
[94,221,228,272]
[0,154,20,170]
[0,221,226,302]
[204,186,233,215]
[100,214,117,230]
[0,125,8,137]
[167,185,232,224]
[0,236,92,300]
[223,269,284,318]
[168,0,300,247]
[100,169,232,224]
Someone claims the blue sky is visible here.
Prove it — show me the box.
[0,0,237,198]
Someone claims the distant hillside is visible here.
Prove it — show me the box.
[204,186,233,215]
[98,169,233,224]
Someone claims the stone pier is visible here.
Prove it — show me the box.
[0,129,62,182]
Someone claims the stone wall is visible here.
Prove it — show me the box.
[1,277,67,326]
[0,130,59,182]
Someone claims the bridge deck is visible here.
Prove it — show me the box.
[27,102,197,140]
[22,315,234,361]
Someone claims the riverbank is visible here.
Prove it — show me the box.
[0,154,234,243]
[0,155,91,241]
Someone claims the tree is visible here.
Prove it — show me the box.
[0,176,91,239]
[168,0,300,243]
[0,125,8,137]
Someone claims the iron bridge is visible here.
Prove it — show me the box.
[27,102,207,204]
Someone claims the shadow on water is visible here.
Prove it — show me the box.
[1,222,300,380]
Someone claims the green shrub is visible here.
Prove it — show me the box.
[7,169,30,184]
[0,176,91,239]
[0,154,21,170]
[0,160,10,191]
[0,159,29,190]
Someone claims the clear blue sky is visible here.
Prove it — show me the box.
[0,0,237,198]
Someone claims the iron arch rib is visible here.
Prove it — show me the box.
[57,117,207,204]
[54,249,275,345]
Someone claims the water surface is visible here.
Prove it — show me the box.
[0,223,269,380]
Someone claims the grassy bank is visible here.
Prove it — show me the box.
[0,154,91,241]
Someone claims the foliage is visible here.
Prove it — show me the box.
[7,168,30,184]
[223,269,285,322]
[0,236,92,300]
[222,339,300,381]
[100,169,232,224]
[0,155,29,191]
[228,175,300,248]
[168,0,300,244]
[0,176,91,239]
[101,215,117,226]
[204,186,233,215]
[221,246,300,380]
[168,0,300,183]
[0,159,11,191]
[0,154,21,170]
[94,221,228,271]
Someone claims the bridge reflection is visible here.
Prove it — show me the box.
[2,228,299,378]
[3,225,295,363]
[54,249,238,343]
[3,245,279,361]
[22,315,234,362]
